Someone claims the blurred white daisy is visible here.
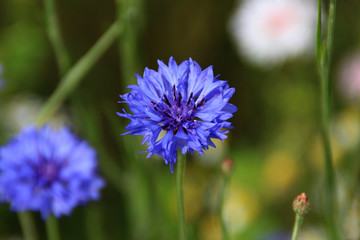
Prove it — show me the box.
[338,51,360,102]
[229,0,317,66]
[0,94,71,135]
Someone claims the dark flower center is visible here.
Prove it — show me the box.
[37,160,59,185]
[151,85,204,135]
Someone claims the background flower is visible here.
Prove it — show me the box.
[338,51,360,102]
[118,57,237,172]
[0,94,71,136]
[229,0,317,66]
[0,126,105,218]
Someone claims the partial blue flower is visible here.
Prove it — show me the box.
[258,231,290,240]
[0,126,105,218]
[118,57,237,173]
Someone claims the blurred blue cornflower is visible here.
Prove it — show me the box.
[258,231,291,240]
[118,57,237,173]
[0,126,105,219]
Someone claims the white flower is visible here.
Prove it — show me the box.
[338,52,360,102]
[0,94,71,134]
[229,0,318,66]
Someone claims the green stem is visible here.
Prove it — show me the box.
[176,153,186,240]
[18,212,39,240]
[46,215,60,240]
[117,0,143,87]
[35,21,123,126]
[291,214,304,240]
[218,176,230,240]
[326,0,337,63]
[316,0,339,239]
[320,66,338,239]
[85,204,105,240]
[43,0,70,75]
[316,0,322,64]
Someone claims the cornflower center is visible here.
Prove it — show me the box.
[36,157,59,186]
[151,85,204,135]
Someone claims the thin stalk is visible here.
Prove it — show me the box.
[85,204,105,240]
[320,66,338,239]
[46,215,60,240]
[316,0,322,65]
[117,0,143,86]
[18,212,39,240]
[316,0,339,239]
[218,176,230,240]
[291,214,304,240]
[43,0,70,75]
[326,0,337,62]
[34,21,123,126]
[176,153,186,240]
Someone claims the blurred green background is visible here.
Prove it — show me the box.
[1,0,360,239]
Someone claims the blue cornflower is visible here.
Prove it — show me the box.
[118,57,237,173]
[0,126,105,219]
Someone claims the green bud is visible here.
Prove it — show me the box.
[293,192,311,216]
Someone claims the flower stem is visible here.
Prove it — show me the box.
[43,0,70,76]
[35,20,123,126]
[116,0,144,87]
[18,212,39,240]
[316,0,339,239]
[46,215,60,240]
[86,204,105,240]
[291,214,304,240]
[176,153,186,240]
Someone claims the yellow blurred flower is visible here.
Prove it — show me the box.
[333,107,360,151]
[223,183,259,235]
[261,151,300,199]
[299,227,326,240]
[199,215,222,240]
[183,180,204,222]
[308,135,344,171]
[309,108,360,171]
[343,198,360,239]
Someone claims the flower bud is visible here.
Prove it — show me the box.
[293,192,311,216]
[221,157,234,175]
